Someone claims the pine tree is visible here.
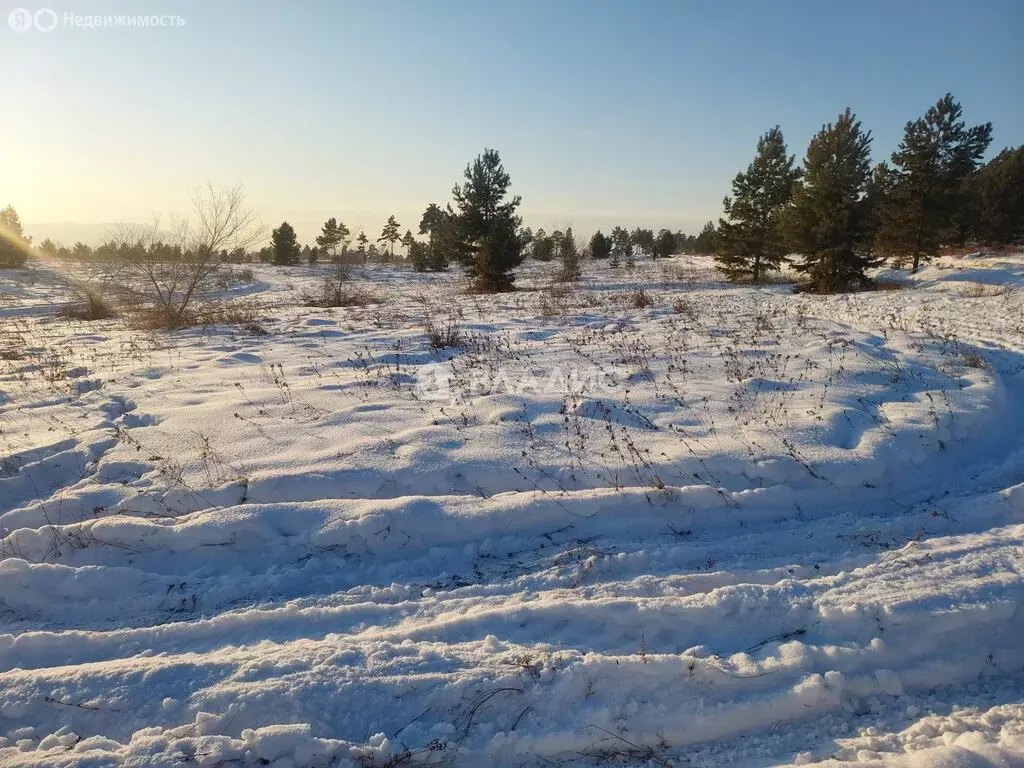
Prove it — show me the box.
[715,126,800,282]
[971,146,1024,244]
[875,94,992,272]
[558,227,581,282]
[38,238,59,259]
[451,148,523,291]
[531,230,555,261]
[693,221,717,254]
[356,232,368,261]
[401,229,416,257]
[550,230,564,262]
[316,217,349,263]
[420,204,445,240]
[418,203,457,271]
[0,205,29,269]
[378,215,401,259]
[631,228,655,259]
[654,228,676,260]
[785,109,877,292]
[271,221,301,266]
[610,226,631,267]
[589,230,612,260]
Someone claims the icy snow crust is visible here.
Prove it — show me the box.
[1,255,1023,766]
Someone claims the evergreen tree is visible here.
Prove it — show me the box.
[401,229,416,257]
[378,215,401,259]
[39,238,58,258]
[451,148,523,291]
[715,126,800,282]
[632,228,655,258]
[531,230,555,261]
[418,203,456,271]
[970,146,1024,245]
[875,94,992,272]
[654,228,676,260]
[558,227,581,282]
[785,109,877,292]
[420,204,445,240]
[610,226,632,267]
[550,229,564,262]
[693,221,717,254]
[0,205,29,268]
[270,221,301,266]
[356,232,368,261]
[589,230,612,260]
[316,217,349,263]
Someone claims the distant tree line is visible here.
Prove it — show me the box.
[5,97,1020,296]
[713,93,1022,291]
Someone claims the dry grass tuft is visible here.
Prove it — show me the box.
[423,317,464,349]
[956,281,1015,298]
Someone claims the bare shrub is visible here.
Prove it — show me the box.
[628,288,652,308]
[58,285,118,321]
[109,185,263,329]
[672,297,698,320]
[956,281,1015,298]
[424,317,464,349]
[197,300,268,333]
[538,286,571,317]
[302,273,379,308]
[960,348,988,369]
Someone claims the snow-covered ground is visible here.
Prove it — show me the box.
[1,254,1023,767]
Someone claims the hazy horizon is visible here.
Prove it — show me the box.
[5,0,1023,247]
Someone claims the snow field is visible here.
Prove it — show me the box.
[0,254,1023,766]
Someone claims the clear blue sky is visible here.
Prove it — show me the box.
[4,0,1023,245]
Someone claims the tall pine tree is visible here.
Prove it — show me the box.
[971,146,1024,245]
[451,148,523,292]
[418,202,458,271]
[785,109,877,292]
[401,229,416,257]
[610,226,631,267]
[558,227,581,282]
[715,126,800,282]
[654,229,676,259]
[271,221,301,266]
[378,215,401,259]
[875,94,992,272]
[589,230,612,260]
[316,217,348,263]
[0,206,30,269]
[693,221,717,254]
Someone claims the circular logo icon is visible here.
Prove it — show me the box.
[415,362,453,402]
[8,8,33,32]
[34,8,57,32]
